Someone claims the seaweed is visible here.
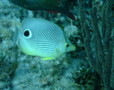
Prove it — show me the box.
[78,0,114,89]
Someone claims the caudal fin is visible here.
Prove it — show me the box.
[67,44,76,52]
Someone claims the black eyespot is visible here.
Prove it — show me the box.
[24,30,29,37]
[66,44,69,47]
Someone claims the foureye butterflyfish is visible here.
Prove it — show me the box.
[17,18,76,60]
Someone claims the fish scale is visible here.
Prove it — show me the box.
[31,23,60,53]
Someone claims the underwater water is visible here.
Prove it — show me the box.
[0,0,114,90]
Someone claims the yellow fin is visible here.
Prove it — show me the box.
[67,44,76,52]
[41,57,54,60]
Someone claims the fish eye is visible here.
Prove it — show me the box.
[66,44,69,47]
[23,29,32,38]
[24,30,29,36]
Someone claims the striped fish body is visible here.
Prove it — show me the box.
[17,18,74,60]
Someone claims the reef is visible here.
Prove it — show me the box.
[0,0,113,90]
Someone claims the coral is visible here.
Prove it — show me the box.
[78,0,114,89]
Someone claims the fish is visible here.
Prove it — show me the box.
[16,18,76,60]
[8,0,75,20]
